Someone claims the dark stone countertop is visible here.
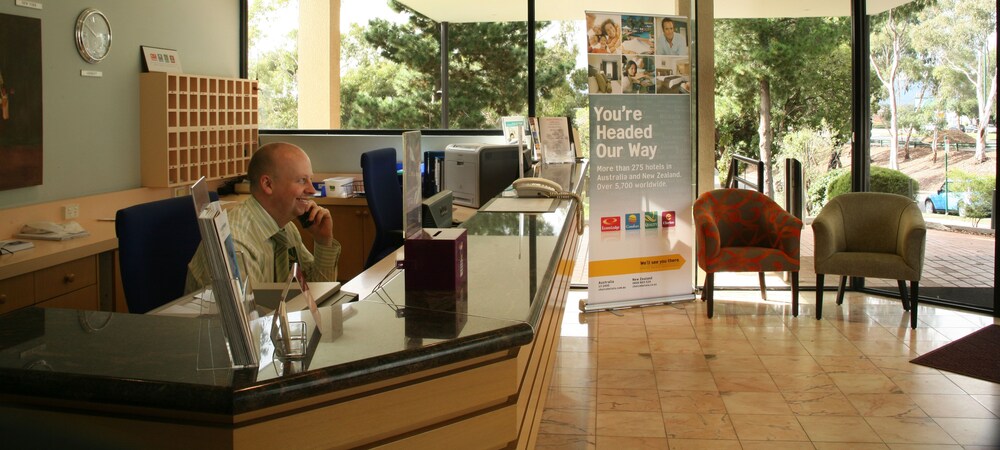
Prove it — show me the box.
[0,161,587,416]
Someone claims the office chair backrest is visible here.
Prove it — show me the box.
[361,147,403,268]
[115,192,218,314]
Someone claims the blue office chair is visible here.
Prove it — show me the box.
[361,148,404,269]
[115,192,218,314]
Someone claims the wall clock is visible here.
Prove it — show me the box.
[75,8,112,64]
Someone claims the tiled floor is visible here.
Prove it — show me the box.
[538,289,1000,449]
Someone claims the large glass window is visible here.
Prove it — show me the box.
[712,7,854,292]
[245,1,996,313]
[247,0,587,131]
[867,0,996,311]
[709,0,996,316]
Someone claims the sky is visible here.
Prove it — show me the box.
[341,0,406,29]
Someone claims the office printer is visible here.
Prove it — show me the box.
[443,143,522,208]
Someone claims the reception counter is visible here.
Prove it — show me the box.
[0,161,586,449]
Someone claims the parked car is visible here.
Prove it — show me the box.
[923,183,971,216]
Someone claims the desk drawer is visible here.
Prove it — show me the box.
[36,284,99,310]
[0,273,35,315]
[34,257,97,302]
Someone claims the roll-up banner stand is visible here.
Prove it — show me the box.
[583,11,696,312]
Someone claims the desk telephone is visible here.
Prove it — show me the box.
[511,177,584,236]
[513,177,562,198]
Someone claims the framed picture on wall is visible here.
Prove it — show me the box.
[140,46,183,73]
[0,13,43,191]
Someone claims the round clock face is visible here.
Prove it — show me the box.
[76,8,112,64]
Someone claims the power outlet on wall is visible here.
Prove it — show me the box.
[64,204,80,220]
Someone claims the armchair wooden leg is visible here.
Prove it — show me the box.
[897,280,911,311]
[791,271,799,317]
[758,272,767,300]
[815,274,824,320]
[704,273,715,318]
[836,276,847,305]
[910,281,919,329]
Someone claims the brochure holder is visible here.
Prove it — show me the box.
[191,177,261,368]
[268,262,321,362]
[195,257,261,370]
[269,301,308,361]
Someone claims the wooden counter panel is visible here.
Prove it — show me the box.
[235,356,519,449]
[379,404,517,450]
[0,273,34,314]
[514,213,580,449]
[0,405,233,450]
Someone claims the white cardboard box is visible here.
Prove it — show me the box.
[324,177,354,198]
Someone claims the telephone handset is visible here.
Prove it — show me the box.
[513,177,562,198]
[298,212,314,229]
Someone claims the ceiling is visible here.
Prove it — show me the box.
[396,0,915,22]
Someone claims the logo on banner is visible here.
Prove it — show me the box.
[644,211,659,229]
[662,211,676,227]
[625,213,641,230]
[600,216,621,232]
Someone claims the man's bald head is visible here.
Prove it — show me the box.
[247,142,303,193]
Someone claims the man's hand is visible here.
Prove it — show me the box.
[299,201,334,246]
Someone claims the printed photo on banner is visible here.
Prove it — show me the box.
[621,55,655,94]
[588,14,690,96]
[655,16,688,56]
[654,56,691,94]
[586,13,622,54]
[587,54,622,94]
[620,15,654,55]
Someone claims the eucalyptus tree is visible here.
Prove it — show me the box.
[913,0,997,163]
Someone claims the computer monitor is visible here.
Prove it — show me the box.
[421,190,454,228]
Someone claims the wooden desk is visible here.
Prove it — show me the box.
[1,187,189,314]
[0,219,118,315]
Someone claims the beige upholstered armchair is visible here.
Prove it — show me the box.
[812,192,927,328]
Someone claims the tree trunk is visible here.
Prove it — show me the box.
[903,126,913,160]
[828,147,841,170]
[887,87,900,169]
[931,128,938,164]
[758,77,774,198]
[975,124,987,162]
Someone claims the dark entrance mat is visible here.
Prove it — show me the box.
[910,324,1000,384]
[919,287,995,310]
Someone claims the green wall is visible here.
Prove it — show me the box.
[0,0,239,209]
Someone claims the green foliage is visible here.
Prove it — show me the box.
[912,0,997,160]
[714,17,852,195]
[827,166,920,200]
[342,0,583,129]
[248,0,298,129]
[777,126,843,212]
[806,167,847,215]
[949,170,996,220]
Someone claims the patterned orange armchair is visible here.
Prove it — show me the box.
[693,189,803,318]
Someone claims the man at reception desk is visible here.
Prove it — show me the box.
[185,142,341,292]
